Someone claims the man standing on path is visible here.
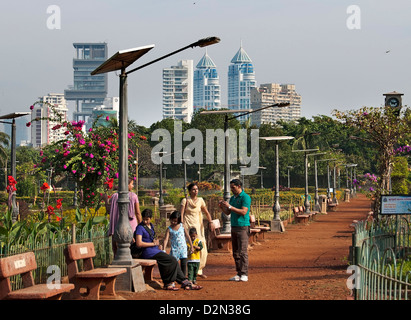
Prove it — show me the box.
[219,179,251,282]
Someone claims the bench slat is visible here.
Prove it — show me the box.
[74,268,126,278]
[5,284,74,300]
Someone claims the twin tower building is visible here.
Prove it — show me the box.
[162,44,302,126]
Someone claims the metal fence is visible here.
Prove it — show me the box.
[0,225,113,290]
[351,215,411,300]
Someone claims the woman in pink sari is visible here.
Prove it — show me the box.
[108,178,142,256]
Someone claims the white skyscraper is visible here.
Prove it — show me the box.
[31,93,68,147]
[162,60,194,123]
[193,51,221,112]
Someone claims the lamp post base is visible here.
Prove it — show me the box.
[270,219,285,233]
[109,260,146,293]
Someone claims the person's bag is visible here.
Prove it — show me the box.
[130,241,143,258]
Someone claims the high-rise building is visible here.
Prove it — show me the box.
[250,83,302,126]
[227,44,256,122]
[162,60,193,122]
[193,51,221,112]
[31,93,68,147]
[64,42,108,123]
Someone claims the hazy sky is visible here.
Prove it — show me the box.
[0,0,410,129]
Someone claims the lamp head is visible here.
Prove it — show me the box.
[194,37,221,48]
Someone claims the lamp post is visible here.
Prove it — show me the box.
[181,158,190,197]
[258,166,266,189]
[308,152,326,212]
[317,158,337,203]
[201,103,290,203]
[292,148,319,214]
[0,112,31,222]
[287,166,294,189]
[260,136,294,232]
[91,37,220,269]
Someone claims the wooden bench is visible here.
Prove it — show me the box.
[0,252,74,300]
[250,215,269,241]
[132,259,157,282]
[210,219,232,252]
[327,199,338,212]
[293,207,310,224]
[64,242,127,300]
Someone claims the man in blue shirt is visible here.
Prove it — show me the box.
[219,179,251,282]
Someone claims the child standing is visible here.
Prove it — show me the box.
[163,211,193,277]
[187,227,203,284]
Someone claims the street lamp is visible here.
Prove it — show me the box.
[316,158,337,203]
[258,166,266,189]
[181,158,190,196]
[0,112,31,222]
[292,148,319,214]
[287,166,294,189]
[307,152,327,212]
[201,102,290,203]
[91,37,220,268]
[260,136,294,232]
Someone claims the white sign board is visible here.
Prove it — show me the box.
[380,195,411,215]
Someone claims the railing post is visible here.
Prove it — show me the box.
[71,224,76,244]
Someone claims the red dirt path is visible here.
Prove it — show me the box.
[119,193,372,301]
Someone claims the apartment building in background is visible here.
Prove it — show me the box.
[251,83,302,126]
[162,60,194,123]
[31,93,68,147]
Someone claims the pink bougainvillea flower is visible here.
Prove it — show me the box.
[30,105,34,110]
[26,122,31,127]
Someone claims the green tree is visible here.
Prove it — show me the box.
[333,105,411,210]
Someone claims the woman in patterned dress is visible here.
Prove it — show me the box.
[180,183,214,278]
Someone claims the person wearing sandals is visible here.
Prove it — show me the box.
[162,211,193,277]
[180,183,215,279]
[134,209,203,291]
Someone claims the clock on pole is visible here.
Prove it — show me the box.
[383,91,403,115]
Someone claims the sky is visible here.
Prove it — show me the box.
[0,0,410,132]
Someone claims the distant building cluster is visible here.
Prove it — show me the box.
[22,41,302,148]
[162,44,302,125]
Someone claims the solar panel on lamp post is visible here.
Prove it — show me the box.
[91,37,220,270]
[260,136,294,232]
[0,112,31,222]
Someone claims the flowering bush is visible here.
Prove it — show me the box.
[29,101,146,207]
[6,176,17,209]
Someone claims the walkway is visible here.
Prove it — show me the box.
[119,193,372,301]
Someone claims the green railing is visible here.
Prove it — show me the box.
[0,225,113,290]
[351,216,411,300]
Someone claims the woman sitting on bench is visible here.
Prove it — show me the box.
[134,209,202,291]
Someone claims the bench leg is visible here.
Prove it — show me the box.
[100,276,118,297]
[70,278,103,300]
[142,265,155,282]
